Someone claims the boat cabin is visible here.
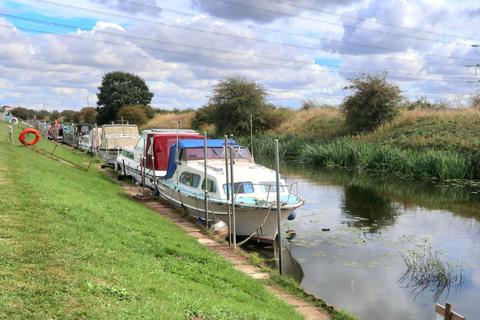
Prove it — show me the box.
[135,129,203,171]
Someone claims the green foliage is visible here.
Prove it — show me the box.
[0,121,302,320]
[191,104,217,130]
[74,107,98,124]
[117,105,149,125]
[96,71,153,124]
[403,96,447,111]
[36,109,51,120]
[206,75,277,135]
[342,74,401,133]
[10,107,36,120]
[60,110,77,122]
[300,138,472,180]
[51,110,61,120]
[301,99,318,110]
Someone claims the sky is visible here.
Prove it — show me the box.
[1,0,480,110]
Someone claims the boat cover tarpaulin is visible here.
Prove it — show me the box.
[165,139,237,179]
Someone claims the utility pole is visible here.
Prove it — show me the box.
[467,44,480,95]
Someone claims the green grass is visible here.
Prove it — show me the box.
[267,275,357,320]
[0,121,303,320]
[300,138,472,180]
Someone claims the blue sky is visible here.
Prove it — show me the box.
[0,0,479,110]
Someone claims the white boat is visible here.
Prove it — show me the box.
[79,126,102,153]
[98,124,140,165]
[156,139,304,242]
[115,129,202,187]
[63,123,92,148]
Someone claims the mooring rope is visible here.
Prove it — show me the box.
[237,205,274,246]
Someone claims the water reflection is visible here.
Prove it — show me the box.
[341,185,398,233]
[399,245,465,302]
[243,244,304,283]
[253,159,480,320]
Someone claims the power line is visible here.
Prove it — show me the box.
[67,0,471,68]
[25,0,480,64]
[1,16,474,82]
[255,0,479,42]
[0,13,313,66]
[201,0,475,46]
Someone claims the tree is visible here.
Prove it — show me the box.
[11,107,35,120]
[191,104,216,130]
[471,94,480,109]
[342,74,401,133]
[50,110,61,120]
[207,75,272,135]
[77,107,98,124]
[36,109,51,120]
[61,109,77,122]
[117,105,148,126]
[96,71,153,124]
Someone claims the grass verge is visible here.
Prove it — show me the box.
[0,121,303,320]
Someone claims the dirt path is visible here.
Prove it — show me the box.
[120,182,329,320]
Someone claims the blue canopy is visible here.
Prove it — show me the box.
[176,139,237,149]
[164,139,238,179]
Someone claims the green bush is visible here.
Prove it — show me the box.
[342,74,401,133]
[117,105,149,125]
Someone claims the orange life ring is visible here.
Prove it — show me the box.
[19,128,41,146]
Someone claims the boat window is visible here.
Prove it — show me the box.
[179,172,201,188]
[260,182,287,193]
[135,136,145,150]
[181,147,252,161]
[223,182,254,194]
[230,147,252,160]
[202,178,217,193]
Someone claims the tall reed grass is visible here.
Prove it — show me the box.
[300,138,471,180]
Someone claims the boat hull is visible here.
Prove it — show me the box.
[157,182,296,241]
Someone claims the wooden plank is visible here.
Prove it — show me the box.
[435,304,465,320]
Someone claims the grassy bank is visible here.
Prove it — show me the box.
[0,122,303,319]
[238,109,480,181]
[144,111,195,130]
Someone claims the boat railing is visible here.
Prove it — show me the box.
[231,181,300,206]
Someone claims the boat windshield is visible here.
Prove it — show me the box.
[180,147,252,161]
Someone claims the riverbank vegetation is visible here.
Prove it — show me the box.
[0,122,304,319]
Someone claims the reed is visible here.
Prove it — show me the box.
[399,245,464,301]
[300,138,472,180]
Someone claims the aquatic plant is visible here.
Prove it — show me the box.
[300,138,471,180]
[399,245,464,301]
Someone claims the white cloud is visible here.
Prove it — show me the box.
[0,0,479,110]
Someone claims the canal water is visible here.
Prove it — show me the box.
[267,162,480,320]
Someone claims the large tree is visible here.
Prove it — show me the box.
[207,75,271,135]
[342,74,401,133]
[96,71,153,124]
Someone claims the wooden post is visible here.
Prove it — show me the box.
[8,124,13,144]
[435,303,465,320]
[445,303,452,320]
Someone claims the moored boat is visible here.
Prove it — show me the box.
[99,124,140,165]
[156,139,304,241]
[115,129,202,187]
